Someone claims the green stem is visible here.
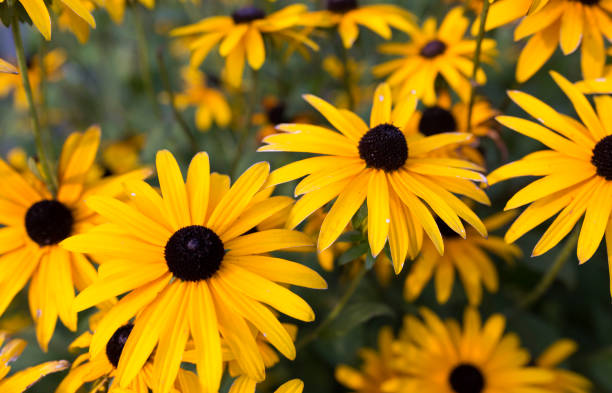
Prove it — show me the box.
[133,5,161,119]
[156,50,198,153]
[11,18,57,195]
[339,44,355,111]
[466,0,491,133]
[230,70,258,177]
[518,229,579,310]
[296,266,367,351]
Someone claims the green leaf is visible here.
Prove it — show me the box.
[324,302,394,337]
[337,230,362,243]
[337,242,367,266]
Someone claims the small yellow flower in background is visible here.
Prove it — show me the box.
[488,71,612,295]
[512,0,612,82]
[6,147,28,171]
[535,340,591,393]
[388,308,557,393]
[56,0,97,43]
[61,150,326,393]
[260,83,487,274]
[404,211,521,305]
[313,0,415,48]
[0,48,65,111]
[322,55,372,109]
[0,331,68,392]
[229,377,305,393]
[0,58,17,74]
[103,0,154,24]
[0,126,150,351]
[374,7,497,106]
[100,134,146,175]
[335,326,396,393]
[171,67,231,132]
[170,4,323,87]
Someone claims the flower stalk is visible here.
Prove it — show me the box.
[466,0,491,133]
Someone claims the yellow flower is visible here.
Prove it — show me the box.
[389,308,555,393]
[0,331,68,392]
[100,134,146,175]
[172,67,231,132]
[404,211,521,305]
[56,0,97,43]
[479,0,548,32]
[314,1,415,48]
[61,150,326,393]
[488,71,612,293]
[374,7,497,106]
[259,83,487,274]
[512,0,612,82]
[103,0,153,24]
[0,126,149,351]
[335,326,396,393]
[0,48,65,111]
[170,4,322,87]
[535,340,591,393]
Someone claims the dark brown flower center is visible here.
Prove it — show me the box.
[358,123,408,172]
[164,225,225,281]
[575,0,600,5]
[106,324,133,368]
[327,0,358,12]
[449,364,485,393]
[418,106,457,136]
[232,6,265,24]
[592,135,612,180]
[25,200,74,246]
[420,39,447,58]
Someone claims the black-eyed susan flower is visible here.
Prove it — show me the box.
[61,150,326,393]
[171,67,231,132]
[0,48,65,111]
[100,134,145,175]
[0,58,17,74]
[388,308,555,393]
[0,331,68,392]
[488,71,612,293]
[314,0,415,48]
[103,0,153,24]
[535,340,591,393]
[56,0,97,44]
[0,126,150,351]
[374,7,497,105]
[513,0,612,82]
[170,4,322,87]
[260,83,488,274]
[404,211,521,305]
[335,326,397,393]
[229,377,305,393]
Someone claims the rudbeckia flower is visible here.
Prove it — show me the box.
[374,7,497,105]
[513,0,612,81]
[0,126,150,351]
[335,326,396,393]
[0,331,69,392]
[99,134,146,175]
[56,0,97,44]
[404,211,521,305]
[259,83,488,274]
[61,150,326,393]
[315,0,415,48]
[170,4,322,87]
[488,71,612,294]
[535,340,591,393]
[171,67,231,132]
[388,308,556,393]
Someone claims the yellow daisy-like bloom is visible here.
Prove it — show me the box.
[488,71,612,294]
[404,211,521,306]
[100,134,145,175]
[103,0,153,24]
[56,0,97,44]
[0,126,149,351]
[314,0,414,48]
[0,58,17,74]
[170,4,322,87]
[61,150,326,393]
[513,0,612,82]
[389,308,555,393]
[374,7,497,106]
[259,83,488,274]
[535,340,591,393]
[172,67,231,132]
[0,331,69,392]
[0,48,65,111]
[335,326,397,393]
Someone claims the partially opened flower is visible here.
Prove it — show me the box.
[170,4,323,87]
[259,83,488,274]
[0,331,69,392]
[488,71,612,294]
[389,308,556,393]
[0,126,150,351]
[374,7,497,105]
[61,150,326,393]
[315,0,415,48]
[512,0,612,82]
[404,211,521,305]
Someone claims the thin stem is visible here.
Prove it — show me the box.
[466,0,491,133]
[517,229,579,310]
[296,266,367,351]
[156,50,198,153]
[133,5,161,119]
[230,69,258,177]
[339,44,355,111]
[11,19,57,195]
